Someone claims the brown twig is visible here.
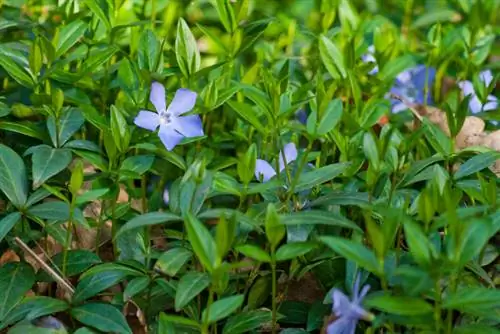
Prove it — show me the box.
[389,93,424,121]
[14,237,75,296]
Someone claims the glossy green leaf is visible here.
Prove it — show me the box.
[281,210,362,232]
[184,213,217,272]
[55,20,87,58]
[364,294,433,315]
[0,144,28,208]
[116,212,182,238]
[0,262,36,320]
[154,248,193,277]
[275,242,316,261]
[235,244,271,263]
[123,276,150,301]
[175,272,210,311]
[319,35,346,79]
[320,236,380,274]
[203,295,244,324]
[32,146,72,189]
[295,163,350,192]
[0,212,21,243]
[37,250,101,282]
[71,303,131,334]
[222,310,273,334]
[455,151,500,179]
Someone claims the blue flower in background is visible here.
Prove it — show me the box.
[134,82,204,151]
[255,143,298,182]
[390,65,436,113]
[327,275,374,334]
[361,45,378,75]
[458,70,498,115]
[295,109,308,125]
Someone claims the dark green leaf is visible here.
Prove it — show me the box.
[71,303,131,334]
[185,213,217,272]
[295,163,350,192]
[203,295,244,324]
[55,20,87,58]
[364,294,433,315]
[320,236,380,274]
[222,310,273,334]
[116,212,182,238]
[0,144,28,208]
[32,146,72,189]
[175,272,210,311]
[455,151,500,179]
[275,242,316,261]
[37,250,101,282]
[0,262,35,320]
[235,244,271,262]
[0,212,21,243]
[154,248,193,277]
[281,210,362,232]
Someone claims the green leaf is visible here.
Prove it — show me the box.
[203,295,244,324]
[364,294,433,315]
[455,151,500,179]
[55,20,87,58]
[0,212,21,243]
[185,213,217,272]
[213,0,237,33]
[110,105,130,153]
[275,242,316,261]
[119,155,155,179]
[158,313,201,329]
[0,262,36,321]
[453,325,500,334]
[137,29,160,72]
[73,266,135,303]
[0,144,28,208]
[320,236,380,274]
[81,45,119,74]
[223,310,273,334]
[363,132,380,170]
[227,100,265,134]
[75,188,109,205]
[0,296,68,329]
[0,121,46,140]
[265,203,285,249]
[443,287,500,316]
[175,272,210,311]
[311,191,370,207]
[154,248,193,277]
[84,0,112,31]
[71,303,132,334]
[28,201,87,227]
[403,219,432,267]
[32,146,72,189]
[235,244,271,262]
[0,53,35,88]
[295,163,350,192]
[317,99,343,135]
[116,212,182,239]
[412,9,460,28]
[175,18,201,77]
[57,108,85,146]
[281,210,362,232]
[378,55,416,81]
[123,276,150,301]
[319,35,346,79]
[37,250,101,282]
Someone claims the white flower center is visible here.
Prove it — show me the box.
[159,111,173,125]
[402,84,418,102]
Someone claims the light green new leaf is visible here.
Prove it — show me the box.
[185,213,217,272]
[319,35,346,79]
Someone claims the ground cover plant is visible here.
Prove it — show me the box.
[0,0,499,333]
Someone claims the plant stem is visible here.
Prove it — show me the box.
[62,199,75,276]
[285,140,313,203]
[434,277,442,333]
[271,253,277,334]
[202,287,214,334]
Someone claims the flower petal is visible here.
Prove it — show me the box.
[480,70,493,87]
[255,159,276,182]
[279,143,298,172]
[358,284,370,302]
[332,289,351,316]
[483,95,498,112]
[134,110,160,131]
[391,102,408,114]
[176,114,204,137]
[458,80,475,97]
[167,88,197,116]
[469,95,483,114]
[158,124,184,151]
[411,66,436,91]
[326,316,356,334]
[150,82,167,112]
[163,187,170,205]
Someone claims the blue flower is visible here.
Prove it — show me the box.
[255,143,298,182]
[295,109,308,125]
[134,82,204,151]
[458,70,498,115]
[361,45,378,75]
[327,275,374,334]
[390,65,436,113]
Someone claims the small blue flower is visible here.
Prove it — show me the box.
[390,65,436,113]
[134,82,204,151]
[361,45,378,75]
[458,70,498,115]
[163,185,170,205]
[255,143,298,182]
[295,109,308,125]
[327,275,374,334]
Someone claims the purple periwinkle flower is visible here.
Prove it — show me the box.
[134,82,204,151]
[390,65,436,113]
[361,45,378,75]
[255,143,298,182]
[327,275,374,334]
[458,70,498,115]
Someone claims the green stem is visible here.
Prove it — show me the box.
[285,140,313,204]
[62,199,75,276]
[446,274,458,333]
[202,287,214,334]
[434,277,442,333]
[271,253,277,334]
